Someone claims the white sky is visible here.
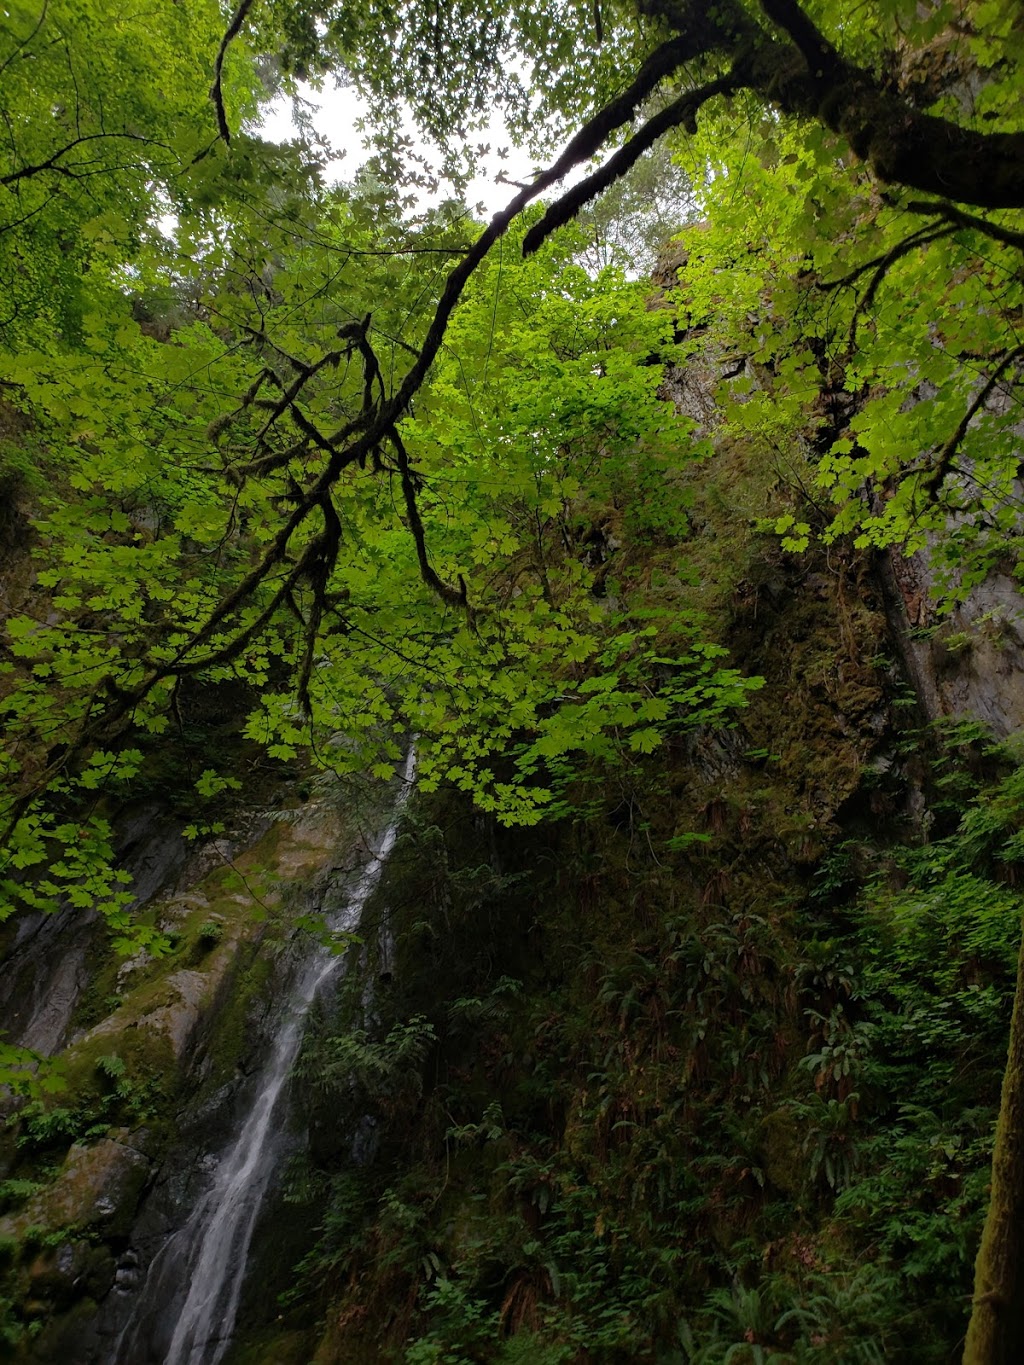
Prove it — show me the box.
[258,79,582,220]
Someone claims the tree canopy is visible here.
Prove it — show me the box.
[0,0,1019,917]
[0,0,1021,927]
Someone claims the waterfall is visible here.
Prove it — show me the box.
[114,752,415,1365]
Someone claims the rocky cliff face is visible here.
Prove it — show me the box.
[0,775,393,1361]
[221,450,1013,1360]
[273,361,1023,1362]
[882,546,1024,739]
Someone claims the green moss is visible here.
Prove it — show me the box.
[758,1109,805,1198]
[21,1294,99,1363]
[202,951,276,1091]
[227,1328,319,1365]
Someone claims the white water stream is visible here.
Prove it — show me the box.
[121,754,415,1365]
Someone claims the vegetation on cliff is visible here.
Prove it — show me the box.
[1,0,1024,1360]
[284,714,1023,1364]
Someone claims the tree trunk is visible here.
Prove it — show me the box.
[964,920,1024,1364]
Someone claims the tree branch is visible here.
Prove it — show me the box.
[210,0,256,144]
[523,72,738,258]
[0,131,169,187]
[818,222,950,291]
[296,495,343,715]
[898,199,1024,253]
[919,345,1024,499]
[842,225,958,352]
[0,0,48,85]
[758,0,842,81]
[56,45,707,728]
[390,427,467,610]
[645,0,1024,209]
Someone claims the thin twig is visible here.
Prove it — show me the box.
[919,344,1024,498]
[0,0,48,84]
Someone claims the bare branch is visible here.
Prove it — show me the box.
[0,131,169,187]
[899,199,1024,253]
[296,495,343,714]
[390,427,467,610]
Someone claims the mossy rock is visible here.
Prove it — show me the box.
[227,1326,319,1365]
[0,1133,150,1248]
[20,1293,100,1364]
[758,1108,805,1198]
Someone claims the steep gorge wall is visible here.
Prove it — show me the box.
[2,301,1022,1363]
[0,769,394,1361]
[256,417,1023,1362]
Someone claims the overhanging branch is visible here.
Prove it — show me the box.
[644,0,1024,209]
[523,72,738,258]
[210,0,256,144]
[899,199,1024,253]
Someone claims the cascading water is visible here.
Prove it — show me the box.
[113,752,415,1365]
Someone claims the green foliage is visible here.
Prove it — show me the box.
[0,1292,35,1347]
[196,919,226,948]
[789,749,1023,1347]
[673,67,1024,601]
[297,1014,437,1117]
[679,1265,894,1363]
[0,1180,44,1215]
[14,1049,159,1153]
[0,809,136,937]
[5,0,1021,962]
[15,1106,82,1150]
[275,721,1024,1363]
[0,0,262,348]
[0,1045,65,1100]
[1,178,760,947]
[2,0,1024,1353]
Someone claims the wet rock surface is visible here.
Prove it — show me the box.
[883,548,1024,736]
[0,781,399,1363]
[0,803,190,1058]
[0,1135,151,1245]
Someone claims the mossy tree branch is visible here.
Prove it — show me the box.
[640,0,1024,209]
